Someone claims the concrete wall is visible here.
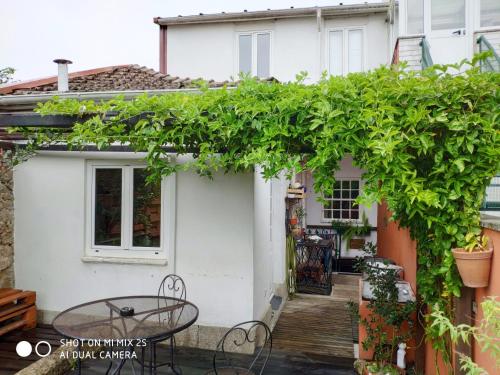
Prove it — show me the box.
[252,168,287,322]
[0,155,14,288]
[304,156,378,256]
[166,13,390,82]
[376,201,417,292]
[473,225,500,374]
[13,154,255,328]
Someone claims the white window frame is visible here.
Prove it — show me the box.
[326,27,366,76]
[236,30,273,78]
[321,178,362,223]
[402,0,425,36]
[475,0,500,30]
[85,160,175,260]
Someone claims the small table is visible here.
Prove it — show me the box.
[53,296,198,374]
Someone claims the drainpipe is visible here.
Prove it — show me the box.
[53,59,72,92]
[316,8,323,79]
[159,26,167,74]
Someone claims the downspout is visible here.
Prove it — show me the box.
[317,7,323,79]
[159,26,167,74]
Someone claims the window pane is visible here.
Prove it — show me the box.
[407,0,424,34]
[239,34,252,75]
[95,169,122,246]
[329,31,343,76]
[324,210,332,219]
[333,210,340,219]
[348,29,363,73]
[133,169,161,248]
[257,33,270,78]
[431,0,465,31]
[481,0,500,27]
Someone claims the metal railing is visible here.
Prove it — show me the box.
[481,175,500,211]
[477,35,500,72]
[420,37,434,69]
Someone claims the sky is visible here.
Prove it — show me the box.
[1,0,382,81]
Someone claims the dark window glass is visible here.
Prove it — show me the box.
[333,210,340,219]
[95,169,122,246]
[133,169,161,247]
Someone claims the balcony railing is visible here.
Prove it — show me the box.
[477,35,500,72]
[420,37,434,70]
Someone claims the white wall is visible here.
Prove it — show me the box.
[13,155,254,327]
[252,168,288,321]
[166,13,390,82]
[304,156,377,256]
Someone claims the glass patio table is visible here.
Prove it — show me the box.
[52,295,199,375]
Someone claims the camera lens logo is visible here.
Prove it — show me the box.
[16,341,52,358]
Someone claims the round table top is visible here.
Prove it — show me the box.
[52,296,198,341]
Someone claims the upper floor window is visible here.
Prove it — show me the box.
[328,28,364,76]
[407,0,424,34]
[480,0,500,27]
[238,32,271,78]
[87,161,173,259]
[431,0,465,31]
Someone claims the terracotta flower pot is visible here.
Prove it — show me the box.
[290,217,298,225]
[452,247,493,288]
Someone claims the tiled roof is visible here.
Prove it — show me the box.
[0,65,238,95]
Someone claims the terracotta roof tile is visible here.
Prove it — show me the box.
[0,64,247,95]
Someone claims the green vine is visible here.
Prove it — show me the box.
[14,57,500,363]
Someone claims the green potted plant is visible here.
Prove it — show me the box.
[452,232,493,288]
[349,249,415,374]
[343,212,371,249]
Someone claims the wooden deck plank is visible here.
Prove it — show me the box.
[272,274,360,359]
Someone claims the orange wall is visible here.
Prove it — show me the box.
[473,226,500,374]
[376,202,417,292]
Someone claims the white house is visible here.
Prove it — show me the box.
[1,0,499,350]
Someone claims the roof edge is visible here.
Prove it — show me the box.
[154,3,390,26]
[0,65,131,95]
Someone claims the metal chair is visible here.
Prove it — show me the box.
[207,320,272,375]
[136,274,187,374]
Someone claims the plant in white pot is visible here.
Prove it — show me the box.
[452,232,493,288]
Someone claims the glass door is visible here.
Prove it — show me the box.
[424,0,470,65]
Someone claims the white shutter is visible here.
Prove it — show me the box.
[348,29,363,73]
[329,30,343,76]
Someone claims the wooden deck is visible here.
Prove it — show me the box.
[0,275,359,374]
[272,273,359,359]
[0,324,62,374]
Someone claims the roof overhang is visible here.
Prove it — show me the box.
[154,3,391,26]
[0,87,215,112]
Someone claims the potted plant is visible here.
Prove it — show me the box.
[452,232,493,288]
[349,249,415,375]
[343,212,371,249]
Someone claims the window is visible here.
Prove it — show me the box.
[480,0,500,27]
[87,162,171,257]
[323,179,360,221]
[238,32,271,78]
[407,0,424,34]
[328,28,364,76]
[431,0,465,31]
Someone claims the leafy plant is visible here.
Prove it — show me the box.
[285,235,297,297]
[350,251,416,370]
[0,67,14,85]
[430,297,500,374]
[343,212,371,246]
[463,233,490,252]
[12,56,500,365]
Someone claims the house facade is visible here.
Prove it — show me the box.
[0,65,288,348]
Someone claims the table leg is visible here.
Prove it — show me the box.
[77,340,81,375]
[141,346,145,375]
[149,341,153,375]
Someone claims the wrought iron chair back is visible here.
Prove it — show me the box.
[211,320,272,375]
[157,274,186,328]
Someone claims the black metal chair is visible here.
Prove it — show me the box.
[135,274,187,374]
[207,320,272,375]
